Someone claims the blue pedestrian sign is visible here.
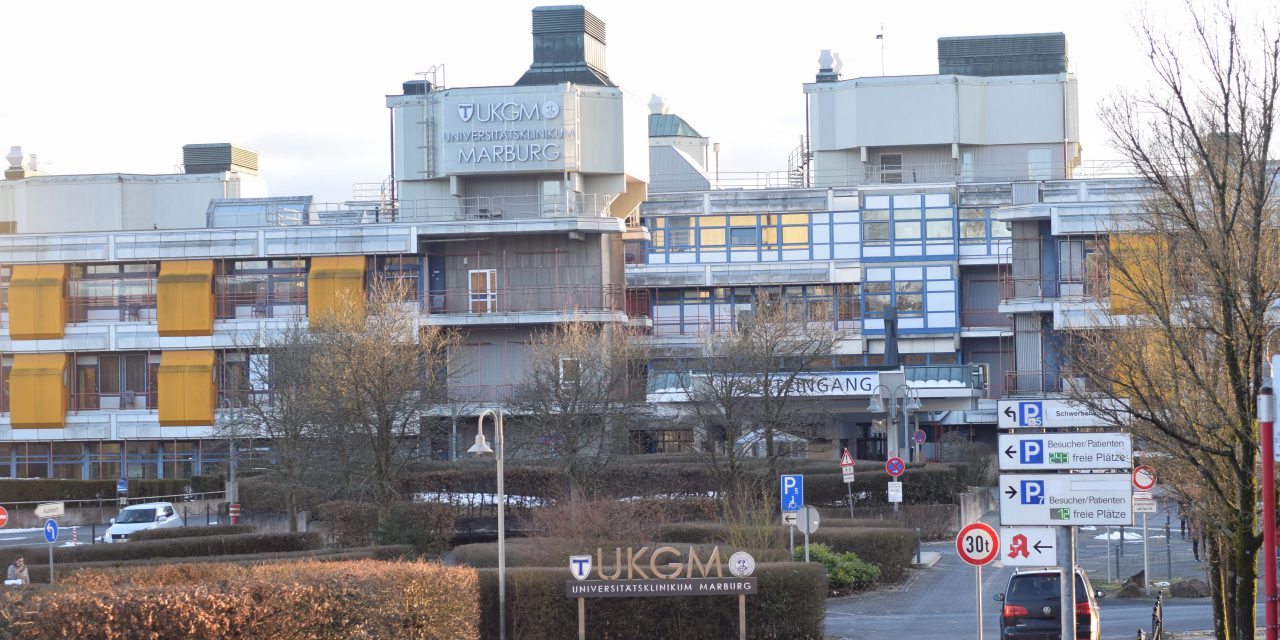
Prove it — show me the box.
[780,474,804,513]
[43,519,58,544]
[116,478,129,494]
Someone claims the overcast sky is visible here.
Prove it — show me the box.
[1,0,1271,203]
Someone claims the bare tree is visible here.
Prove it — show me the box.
[679,293,845,502]
[217,322,322,532]
[510,318,649,501]
[309,279,465,507]
[1063,3,1279,636]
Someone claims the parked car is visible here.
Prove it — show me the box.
[103,502,182,543]
[994,567,1104,640]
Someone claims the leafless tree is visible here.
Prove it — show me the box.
[679,293,845,503]
[309,279,465,507]
[1062,3,1279,636]
[510,318,649,501]
[216,321,323,532]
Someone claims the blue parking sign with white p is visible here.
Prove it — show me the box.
[1019,439,1044,464]
[1019,401,1043,426]
[1020,480,1045,505]
[780,474,803,513]
[43,519,58,543]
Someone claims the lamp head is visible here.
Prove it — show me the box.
[904,395,923,412]
[467,432,494,455]
[867,394,885,413]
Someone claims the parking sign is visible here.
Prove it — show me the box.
[780,474,803,513]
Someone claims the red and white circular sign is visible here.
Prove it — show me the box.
[0,505,8,529]
[956,522,1000,566]
[1133,465,1157,491]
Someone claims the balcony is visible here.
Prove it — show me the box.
[217,194,616,227]
[1003,369,1089,396]
[73,391,154,412]
[69,295,157,323]
[959,309,1013,330]
[423,284,627,326]
[1000,272,1108,305]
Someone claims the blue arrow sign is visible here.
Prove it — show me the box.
[43,519,58,544]
[780,474,804,513]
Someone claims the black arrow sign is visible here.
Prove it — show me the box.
[1033,540,1053,554]
[1003,406,1016,419]
[1005,486,1018,499]
[1004,446,1016,459]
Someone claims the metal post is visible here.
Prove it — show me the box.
[1143,514,1150,596]
[577,597,585,640]
[915,528,922,565]
[804,526,810,563]
[1114,539,1120,582]
[1260,383,1277,640]
[1120,525,1125,557]
[450,414,458,462]
[496,410,507,640]
[1058,526,1076,640]
[789,524,795,557]
[738,593,746,640]
[975,563,983,640]
[1165,521,1172,581]
[48,540,54,584]
[846,482,854,520]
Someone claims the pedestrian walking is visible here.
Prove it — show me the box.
[5,556,29,585]
[1178,503,1187,539]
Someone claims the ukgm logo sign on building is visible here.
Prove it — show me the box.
[440,87,575,173]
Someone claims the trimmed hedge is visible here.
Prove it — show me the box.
[5,560,478,640]
[477,563,826,640]
[0,478,206,504]
[130,524,256,542]
[318,500,380,548]
[803,464,967,507]
[374,502,457,556]
[809,528,916,583]
[0,532,322,580]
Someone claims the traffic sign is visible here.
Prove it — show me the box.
[998,433,1132,471]
[780,474,804,512]
[35,502,65,519]
[999,473,1133,526]
[886,457,905,477]
[798,505,821,535]
[43,519,58,544]
[913,429,927,445]
[888,481,903,503]
[956,522,1000,566]
[999,526,1057,567]
[1132,465,1157,490]
[782,512,798,526]
[0,506,7,529]
[1134,497,1158,514]
[842,466,855,484]
[997,399,1125,429]
[839,448,855,467]
[116,478,128,494]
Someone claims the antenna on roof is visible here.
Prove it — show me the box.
[877,24,885,76]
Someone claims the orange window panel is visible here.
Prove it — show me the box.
[157,260,215,337]
[9,264,67,340]
[10,353,69,428]
[308,256,365,323]
[157,350,216,426]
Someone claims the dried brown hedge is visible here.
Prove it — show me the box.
[7,560,478,640]
[129,524,256,542]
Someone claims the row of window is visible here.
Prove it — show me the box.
[0,440,239,480]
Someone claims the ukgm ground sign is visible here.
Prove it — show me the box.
[565,546,757,598]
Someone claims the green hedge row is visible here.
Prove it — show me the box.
[802,465,967,507]
[476,563,827,639]
[0,532,322,578]
[0,477,225,504]
[129,524,256,542]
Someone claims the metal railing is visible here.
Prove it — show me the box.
[1004,369,1088,395]
[425,283,625,316]
[237,193,616,227]
[68,295,157,323]
[959,309,1013,329]
[1000,272,1109,303]
[72,391,154,412]
[1135,592,1163,639]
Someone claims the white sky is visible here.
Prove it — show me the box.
[0,0,1271,203]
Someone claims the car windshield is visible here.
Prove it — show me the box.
[116,508,158,524]
[1007,574,1089,604]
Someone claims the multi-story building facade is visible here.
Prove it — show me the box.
[0,5,646,480]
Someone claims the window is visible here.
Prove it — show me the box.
[837,284,861,321]
[69,262,157,322]
[729,227,757,248]
[879,153,903,184]
[895,281,924,314]
[959,209,989,244]
[217,258,307,319]
[893,220,921,241]
[468,269,497,313]
[559,357,581,389]
[74,354,151,411]
[378,255,421,302]
[926,220,954,241]
[667,217,692,250]
[862,210,890,245]
[1028,148,1054,181]
[961,150,974,182]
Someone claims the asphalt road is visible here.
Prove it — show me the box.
[826,502,1229,640]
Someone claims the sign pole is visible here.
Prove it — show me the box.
[975,563,983,640]
[577,597,585,640]
[1057,526,1076,640]
[846,482,854,519]
[956,522,998,639]
[1261,384,1277,640]
[803,525,810,563]
[1142,513,1150,596]
[738,593,746,640]
[789,524,795,557]
[48,537,54,584]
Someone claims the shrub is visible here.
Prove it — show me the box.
[794,543,879,589]
[0,479,196,504]
[130,524,255,542]
[374,502,457,556]
[941,432,996,486]
[802,464,966,507]
[0,532,322,578]
[809,528,916,582]
[318,500,380,548]
[477,563,826,640]
[10,560,479,640]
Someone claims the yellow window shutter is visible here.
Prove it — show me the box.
[10,353,69,428]
[9,264,67,340]
[157,260,215,337]
[308,256,365,323]
[158,350,216,426]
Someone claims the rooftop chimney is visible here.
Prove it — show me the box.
[515,5,614,87]
[183,143,259,175]
[815,50,843,83]
[5,146,30,180]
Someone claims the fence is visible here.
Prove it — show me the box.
[1135,592,1164,639]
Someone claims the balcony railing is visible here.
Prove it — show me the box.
[1000,272,1108,303]
[651,160,1138,191]
[72,391,154,412]
[905,364,986,390]
[227,194,616,227]
[1004,369,1089,396]
[425,284,625,316]
[69,295,157,323]
[959,309,1013,329]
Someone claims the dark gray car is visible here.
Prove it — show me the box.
[994,567,1103,640]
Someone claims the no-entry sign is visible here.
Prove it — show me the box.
[956,522,1000,566]
[0,505,7,529]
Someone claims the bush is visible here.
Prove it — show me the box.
[941,432,996,486]
[0,479,197,504]
[318,501,380,548]
[477,563,826,640]
[809,528,916,583]
[794,543,879,589]
[130,524,256,542]
[802,464,966,507]
[8,560,479,640]
[0,532,322,578]
[374,502,456,556]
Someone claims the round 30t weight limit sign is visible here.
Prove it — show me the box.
[956,521,999,640]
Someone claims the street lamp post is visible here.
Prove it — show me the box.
[468,408,506,640]
[867,384,922,461]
